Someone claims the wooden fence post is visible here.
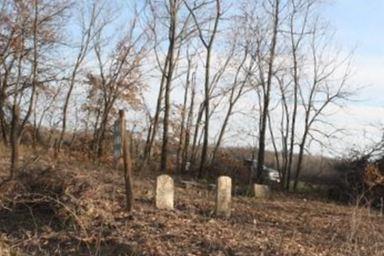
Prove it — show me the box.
[119,110,134,211]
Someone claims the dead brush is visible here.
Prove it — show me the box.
[0,165,95,254]
[342,164,384,255]
[0,234,19,256]
[0,155,136,255]
[343,193,384,255]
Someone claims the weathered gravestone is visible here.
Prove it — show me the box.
[156,175,174,210]
[215,176,232,218]
[254,184,271,199]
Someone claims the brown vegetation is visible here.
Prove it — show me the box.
[0,146,383,255]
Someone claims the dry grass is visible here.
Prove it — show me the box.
[0,149,383,255]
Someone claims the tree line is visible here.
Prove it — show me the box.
[0,0,352,191]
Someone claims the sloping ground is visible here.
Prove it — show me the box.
[0,152,383,255]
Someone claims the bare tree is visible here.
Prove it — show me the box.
[261,0,352,190]
[175,52,194,172]
[86,7,148,158]
[253,0,281,183]
[58,0,100,152]
[292,24,352,190]
[210,25,254,162]
[160,0,180,173]
[285,0,314,190]
[0,0,69,177]
[185,0,222,178]
[143,0,197,173]
[181,65,196,173]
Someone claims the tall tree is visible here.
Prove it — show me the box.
[292,24,352,190]
[145,0,196,173]
[185,0,222,178]
[58,0,100,152]
[255,0,281,183]
[85,7,148,158]
[0,0,68,177]
[160,0,180,173]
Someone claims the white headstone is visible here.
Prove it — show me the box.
[156,175,174,210]
[254,184,271,199]
[215,176,232,217]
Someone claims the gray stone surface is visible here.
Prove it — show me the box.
[254,184,271,198]
[215,176,232,217]
[156,175,174,210]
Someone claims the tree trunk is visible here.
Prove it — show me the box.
[198,33,213,179]
[142,56,168,165]
[256,0,280,184]
[160,2,178,174]
[181,78,195,173]
[190,103,204,165]
[10,105,20,179]
[211,102,233,162]
[176,60,191,172]
[0,107,8,145]
[58,68,78,152]
[0,72,9,145]
[293,129,308,191]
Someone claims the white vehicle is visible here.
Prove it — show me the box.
[263,166,281,183]
[245,159,281,183]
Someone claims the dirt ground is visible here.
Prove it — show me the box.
[0,150,383,256]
